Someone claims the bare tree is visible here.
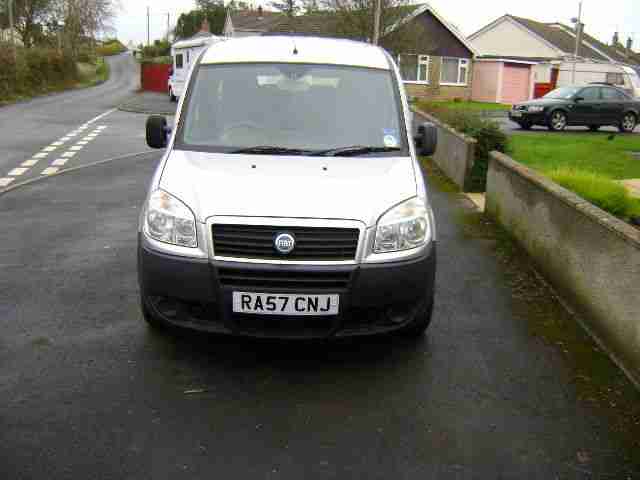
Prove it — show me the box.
[52,0,118,56]
[318,0,413,42]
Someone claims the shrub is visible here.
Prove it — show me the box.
[419,106,509,192]
[550,169,640,221]
[0,46,78,102]
[96,40,127,57]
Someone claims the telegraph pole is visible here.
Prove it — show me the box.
[147,6,151,46]
[571,1,583,83]
[166,12,170,42]
[372,0,381,45]
[8,0,16,60]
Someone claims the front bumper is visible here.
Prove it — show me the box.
[138,235,436,338]
[509,111,548,124]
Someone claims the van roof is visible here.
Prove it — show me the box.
[200,36,391,70]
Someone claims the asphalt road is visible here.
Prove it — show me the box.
[1,60,639,479]
[0,53,151,189]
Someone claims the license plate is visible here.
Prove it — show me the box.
[511,111,522,118]
[232,292,339,316]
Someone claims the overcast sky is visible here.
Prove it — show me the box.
[113,0,638,49]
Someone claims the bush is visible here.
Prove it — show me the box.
[420,105,510,192]
[96,40,126,57]
[141,40,171,60]
[0,46,78,102]
[549,169,640,221]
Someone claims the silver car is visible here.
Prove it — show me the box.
[139,36,438,339]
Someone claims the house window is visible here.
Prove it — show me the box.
[175,54,184,69]
[441,58,469,86]
[398,54,430,84]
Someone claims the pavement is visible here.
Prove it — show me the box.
[119,91,178,116]
[1,59,640,479]
[621,179,640,198]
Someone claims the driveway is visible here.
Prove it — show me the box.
[1,151,638,478]
[495,116,639,135]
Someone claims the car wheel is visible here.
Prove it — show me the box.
[518,121,532,130]
[619,113,637,133]
[588,125,601,132]
[398,294,434,337]
[548,110,568,131]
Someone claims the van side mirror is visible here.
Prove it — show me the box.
[146,115,170,149]
[414,122,438,156]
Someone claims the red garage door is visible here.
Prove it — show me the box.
[502,64,531,104]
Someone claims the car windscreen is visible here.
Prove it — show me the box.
[176,63,406,154]
[543,87,581,99]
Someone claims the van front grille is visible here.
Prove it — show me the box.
[212,224,359,261]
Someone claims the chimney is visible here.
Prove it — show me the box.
[200,19,210,33]
[612,31,619,46]
[627,37,633,58]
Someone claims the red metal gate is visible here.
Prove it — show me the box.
[141,63,171,93]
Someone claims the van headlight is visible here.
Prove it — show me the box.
[374,197,431,253]
[145,190,197,248]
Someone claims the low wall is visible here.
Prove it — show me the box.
[486,151,640,386]
[413,108,477,191]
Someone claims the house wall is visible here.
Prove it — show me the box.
[403,57,473,101]
[472,61,500,102]
[471,18,560,58]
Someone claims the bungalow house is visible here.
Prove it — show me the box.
[222,7,284,37]
[381,4,477,101]
[468,15,640,103]
[222,4,476,101]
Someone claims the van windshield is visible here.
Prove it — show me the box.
[177,63,406,155]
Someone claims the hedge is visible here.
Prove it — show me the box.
[0,45,79,102]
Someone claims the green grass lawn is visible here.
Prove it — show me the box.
[416,100,511,112]
[510,133,640,180]
[510,133,640,221]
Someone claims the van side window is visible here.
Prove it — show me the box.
[605,72,624,85]
[176,54,184,69]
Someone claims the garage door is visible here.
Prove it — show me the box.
[502,64,531,104]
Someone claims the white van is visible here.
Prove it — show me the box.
[141,36,439,339]
[168,35,226,102]
[555,61,640,98]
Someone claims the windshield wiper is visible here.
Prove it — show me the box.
[231,146,314,155]
[312,146,402,157]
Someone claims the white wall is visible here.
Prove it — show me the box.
[471,18,561,58]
